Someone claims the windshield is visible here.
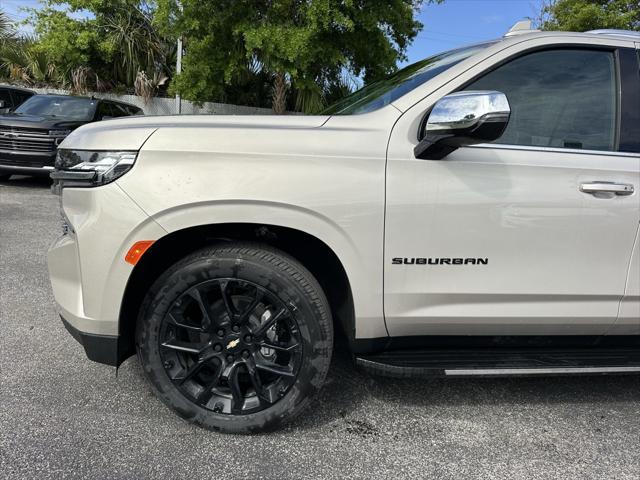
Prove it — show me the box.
[15,96,97,121]
[323,42,495,115]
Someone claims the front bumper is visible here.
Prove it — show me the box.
[47,182,167,366]
[60,314,120,366]
[0,164,54,177]
[0,150,56,176]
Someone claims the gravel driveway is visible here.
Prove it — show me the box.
[1,176,640,480]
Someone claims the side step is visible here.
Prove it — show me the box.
[355,348,640,378]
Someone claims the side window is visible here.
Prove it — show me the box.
[619,47,640,153]
[0,89,12,109]
[112,103,133,117]
[10,91,33,108]
[116,104,128,116]
[96,101,114,120]
[464,49,617,152]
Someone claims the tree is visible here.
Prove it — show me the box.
[1,37,61,86]
[24,0,173,91]
[540,0,640,31]
[0,10,16,47]
[157,0,438,113]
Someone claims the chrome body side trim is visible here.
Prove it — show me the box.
[445,366,640,376]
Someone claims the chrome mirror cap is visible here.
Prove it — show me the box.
[415,90,511,160]
[426,91,510,133]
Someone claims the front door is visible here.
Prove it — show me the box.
[384,47,640,337]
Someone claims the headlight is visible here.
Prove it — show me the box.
[51,150,137,194]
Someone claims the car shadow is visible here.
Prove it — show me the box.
[114,338,640,435]
[291,342,640,433]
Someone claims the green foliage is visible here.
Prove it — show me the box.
[23,1,172,90]
[1,37,62,86]
[158,0,437,112]
[3,0,434,111]
[541,0,639,31]
[0,10,16,47]
[29,8,97,71]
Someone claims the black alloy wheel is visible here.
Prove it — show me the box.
[136,243,333,433]
[159,278,303,415]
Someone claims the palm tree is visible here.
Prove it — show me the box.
[1,38,61,86]
[0,10,16,47]
[100,5,170,88]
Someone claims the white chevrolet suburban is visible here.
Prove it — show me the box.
[47,26,640,433]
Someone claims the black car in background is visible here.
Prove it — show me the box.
[0,94,143,180]
[0,85,35,114]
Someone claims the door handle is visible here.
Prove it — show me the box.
[579,182,634,196]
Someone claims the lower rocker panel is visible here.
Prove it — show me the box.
[355,348,640,378]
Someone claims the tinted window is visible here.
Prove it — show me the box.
[0,89,11,108]
[618,48,640,153]
[464,49,617,152]
[10,91,33,107]
[112,103,135,117]
[15,96,97,121]
[96,101,116,119]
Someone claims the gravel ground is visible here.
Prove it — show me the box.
[1,176,640,480]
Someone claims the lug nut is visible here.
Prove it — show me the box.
[242,350,250,359]
[226,355,234,363]
[217,329,225,337]
[214,344,222,352]
[163,360,174,369]
[244,334,252,343]
[232,325,240,333]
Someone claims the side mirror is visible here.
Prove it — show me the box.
[414,91,510,160]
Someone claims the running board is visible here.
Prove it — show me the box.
[355,348,640,378]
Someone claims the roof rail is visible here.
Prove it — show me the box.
[504,19,540,37]
[586,29,640,40]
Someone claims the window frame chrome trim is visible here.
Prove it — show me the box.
[467,143,640,158]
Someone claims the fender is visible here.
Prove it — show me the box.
[124,198,388,339]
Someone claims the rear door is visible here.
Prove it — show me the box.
[616,43,640,333]
[384,45,640,337]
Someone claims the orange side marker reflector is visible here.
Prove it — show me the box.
[125,240,155,265]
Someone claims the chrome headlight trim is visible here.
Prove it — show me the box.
[51,149,138,193]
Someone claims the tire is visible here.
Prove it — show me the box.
[136,242,333,433]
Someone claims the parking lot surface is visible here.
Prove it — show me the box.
[1,176,640,480]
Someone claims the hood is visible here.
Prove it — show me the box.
[0,113,86,131]
[77,113,329,131]
[61,114,331,151]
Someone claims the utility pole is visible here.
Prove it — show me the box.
[175,1,183,115]
[175,36,183,114]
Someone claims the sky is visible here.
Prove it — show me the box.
[2,0,544,64]
[405,0,544,64]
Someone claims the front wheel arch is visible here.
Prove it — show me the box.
[117,223,355,365]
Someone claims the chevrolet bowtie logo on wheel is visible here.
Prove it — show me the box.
[226,338,240,350]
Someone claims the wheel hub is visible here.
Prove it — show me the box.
[158,278,303,415]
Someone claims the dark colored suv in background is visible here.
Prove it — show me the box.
[0,94,143,180]
[0,85,35,114]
